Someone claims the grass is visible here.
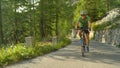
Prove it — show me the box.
[0,38,71,67]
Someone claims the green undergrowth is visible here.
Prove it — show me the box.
[0,38,71,67]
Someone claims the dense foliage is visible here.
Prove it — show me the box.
[0,38,71,67]
[0,0,120,44]
[0,0,75,44]
[73,0,120,22]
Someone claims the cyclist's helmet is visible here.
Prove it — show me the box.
[80,10,87,15]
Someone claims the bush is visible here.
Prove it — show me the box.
[116,44,120,48]
[0,38,71,67]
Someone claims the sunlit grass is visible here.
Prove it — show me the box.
[0,38,71,67]
[37,41,52,46]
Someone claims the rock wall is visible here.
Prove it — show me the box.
[94,28,120,46]
[94,8,120,46]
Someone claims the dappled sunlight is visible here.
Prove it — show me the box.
[37,42,52,46]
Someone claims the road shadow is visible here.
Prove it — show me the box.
[45,40,120,65]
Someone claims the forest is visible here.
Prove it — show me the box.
[0,0,120,44]
[0,0,120,67]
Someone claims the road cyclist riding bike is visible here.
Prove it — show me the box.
[75,10,91,57]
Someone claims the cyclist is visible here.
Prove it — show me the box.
[76,10,91,56]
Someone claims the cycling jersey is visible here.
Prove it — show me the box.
[78,16,90,28]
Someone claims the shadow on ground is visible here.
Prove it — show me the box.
[44,40,120,65]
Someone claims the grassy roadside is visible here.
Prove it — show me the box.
[0,38,71,67]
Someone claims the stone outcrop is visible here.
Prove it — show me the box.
[94,8,120,47]
[94,28,120,46]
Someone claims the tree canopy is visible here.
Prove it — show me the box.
[0,0,119,44]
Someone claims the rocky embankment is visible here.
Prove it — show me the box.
[94,8,120,47]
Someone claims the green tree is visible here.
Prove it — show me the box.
[0,0,3,44]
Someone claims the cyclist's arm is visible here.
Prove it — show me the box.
[88,20,91,30]
[87,16,91,30]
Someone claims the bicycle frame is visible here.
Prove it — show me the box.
[79,29,86,57]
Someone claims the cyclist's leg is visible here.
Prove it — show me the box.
[78,29,82,38]
[86,33,90,52]
[78,29,85,57]
[85,33,89,45]
[84,30,90,52]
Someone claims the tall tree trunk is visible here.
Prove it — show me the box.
[14,1,18,43]
[0,0,3,44]
[39,0,45,40]
[40,17,45,39]
[29,10,33,36]
[14,12,18,43]
[55,0,59,41]
[56,9,58,37]
[33,0,36,38]
[55,7,59,42]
